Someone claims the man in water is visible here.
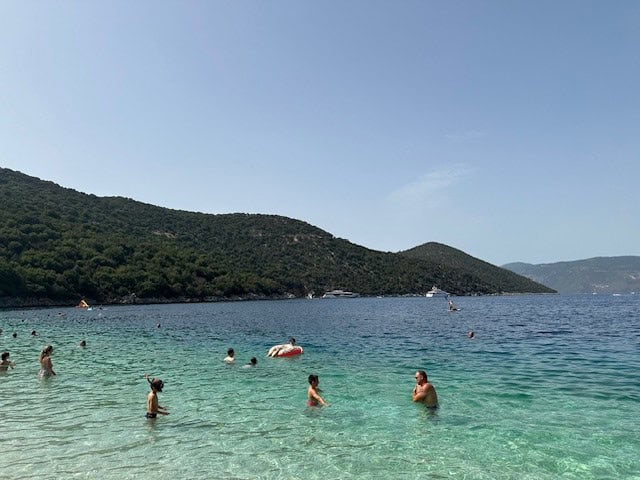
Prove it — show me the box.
[224,348,235,363]
[412,370,438,408]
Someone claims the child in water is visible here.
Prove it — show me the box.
[145,373,169,419]
[307,374,328,407]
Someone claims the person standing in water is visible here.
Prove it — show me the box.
[1,351,16,371]
[224,348,235,363]
[412,370,438,408]
[307,374,328,407]
[145,373,169,419]
[39,345,56,377]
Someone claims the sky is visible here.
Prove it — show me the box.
[1,1,639,266]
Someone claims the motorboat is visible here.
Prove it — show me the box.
[425,286,449,298]
[322,289,360,298]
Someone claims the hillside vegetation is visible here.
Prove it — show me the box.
[0,168,554,306]
[400,242,554,294]
[503,258,640,294]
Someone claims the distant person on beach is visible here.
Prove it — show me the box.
[412,370,438,408]
[145,373,169,418]
[224,348,235,363]
[307,374,328,407]
[38,345,56,377]
[1,351,16,371]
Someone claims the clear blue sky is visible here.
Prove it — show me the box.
[1,1,638,266]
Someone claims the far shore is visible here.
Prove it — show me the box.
[0,291,559,310]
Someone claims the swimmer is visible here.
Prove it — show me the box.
[38,345,56,377]
[268,337,299,357]
[0,351,16,371]
[412,370,438,408]
[145,373,169,418]
[307,374,327,407]
[224,348,235,363]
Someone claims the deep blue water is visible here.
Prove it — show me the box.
[1,294,639,479]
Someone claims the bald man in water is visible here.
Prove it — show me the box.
[412,370,438,408]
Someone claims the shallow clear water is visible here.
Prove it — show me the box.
[1,295,639,479]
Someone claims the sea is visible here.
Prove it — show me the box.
[1,294,639,479]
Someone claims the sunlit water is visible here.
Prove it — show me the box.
[1,295,639,479]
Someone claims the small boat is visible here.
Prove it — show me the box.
[322,289,360,298]
[426,286,449,298]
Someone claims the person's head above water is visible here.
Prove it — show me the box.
[146,373,164,392]
[415,370,428,384]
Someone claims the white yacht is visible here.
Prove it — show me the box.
[322,289,360,298]
[425,286,449,298]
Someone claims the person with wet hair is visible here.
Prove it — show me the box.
[39,345,56,377]
[307,374,327,407]
[412,370,438,408]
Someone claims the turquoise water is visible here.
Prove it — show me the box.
[1,295,639,479]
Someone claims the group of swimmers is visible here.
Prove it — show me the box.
[141,340,439,419]
[223,348,257,367]
[0,337,87,376]
[2,329,440,417]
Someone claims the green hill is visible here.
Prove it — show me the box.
[503,258,640,294]
[400,242,555,295]
[0,168,553,306]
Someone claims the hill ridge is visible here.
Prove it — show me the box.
[0,167,554,306]
[503,257,640,294]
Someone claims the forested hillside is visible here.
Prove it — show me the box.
[0,168,553,306]
[503,257,640,294]
[400,242,556,294]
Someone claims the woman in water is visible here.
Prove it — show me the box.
[39,345,56,377]
[307,374,327,407]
